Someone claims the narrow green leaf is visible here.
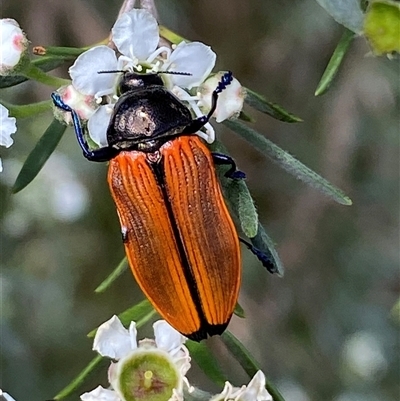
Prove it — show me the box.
[221,331,286,401]
[251,223,284,276]
[12,119,66,193]
[245,88,303,123]
[0,57,68,89]
[95,257,129,293]
[53,355,106,400]
[234,302,246,318]
[238,110,255,123]
[390,298,400,324]
[118,301,156,328]
[210,140,259,238]
[224,120,352,206]
[87,299,155,337]
[315,29,355,96]
[186,341,227,387]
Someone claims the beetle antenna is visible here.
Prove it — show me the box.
[97,70,125,74]
[157,71,192,76]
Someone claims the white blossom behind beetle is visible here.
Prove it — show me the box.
[56,8,243,146]
[0,103,17,173]
[81,316,191,401]
[210,371,273,401]
[0,18,28,75]
[198,72,245,123]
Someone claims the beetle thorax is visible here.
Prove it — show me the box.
[107,86,193,151]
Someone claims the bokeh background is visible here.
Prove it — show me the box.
[0,1,399,400]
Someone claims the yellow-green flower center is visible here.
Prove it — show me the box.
[117,350,180,401]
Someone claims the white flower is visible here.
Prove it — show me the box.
[210,371,272,401]
[82,316,191,401]
[0,18,28,75]
[0,389,17,401]
[198,72,245,123]
[0,103,17,173]
[61,8,219,146]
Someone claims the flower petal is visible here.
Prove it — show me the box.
[0,104,17,148]
[239,371,272,401]
[0,19,27,73]
[112,9,159,60]
[69,46,118,97]
[61,85,97,121]
[0,389,17,401]
[80,385,120,401]
[166,42,216,89]
[93,315,136,359]
[153,320,186,354]
[87,104,114,147]
[198,72,244,122]
[0,158,3,173]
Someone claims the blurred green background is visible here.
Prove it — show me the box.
[0,1,399,400]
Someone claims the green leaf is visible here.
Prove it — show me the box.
[390,297,400,324]
[87,299,155,338]
[95,257,129,293]
[186,341,227,387]
[251,223,284,276]
[224,120,353,206]
[245,88,303,123]
[315,0,364,33]
[364,0,400,55]
[210,140,259,238]
[53,355,106,400]
[0,57,68,89]
[12,119,66,193]
[238,110,255,123]
[315,28,355,96]
[221,331,286,401]
[234,302,246,318]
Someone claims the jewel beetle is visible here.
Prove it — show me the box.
[52,71,271,341]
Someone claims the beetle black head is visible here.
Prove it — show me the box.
[119,71,164,94]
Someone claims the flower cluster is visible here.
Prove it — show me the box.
[0,10,244,173]
[80,316,272,401]
[57,9,244,147]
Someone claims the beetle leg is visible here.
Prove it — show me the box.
[183,71,234,134]
[212,152,246,179]
[239,238,277,274]
[51,92,116,162]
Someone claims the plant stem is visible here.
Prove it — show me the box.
[22,63,70,88]
[4,100,52,119]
